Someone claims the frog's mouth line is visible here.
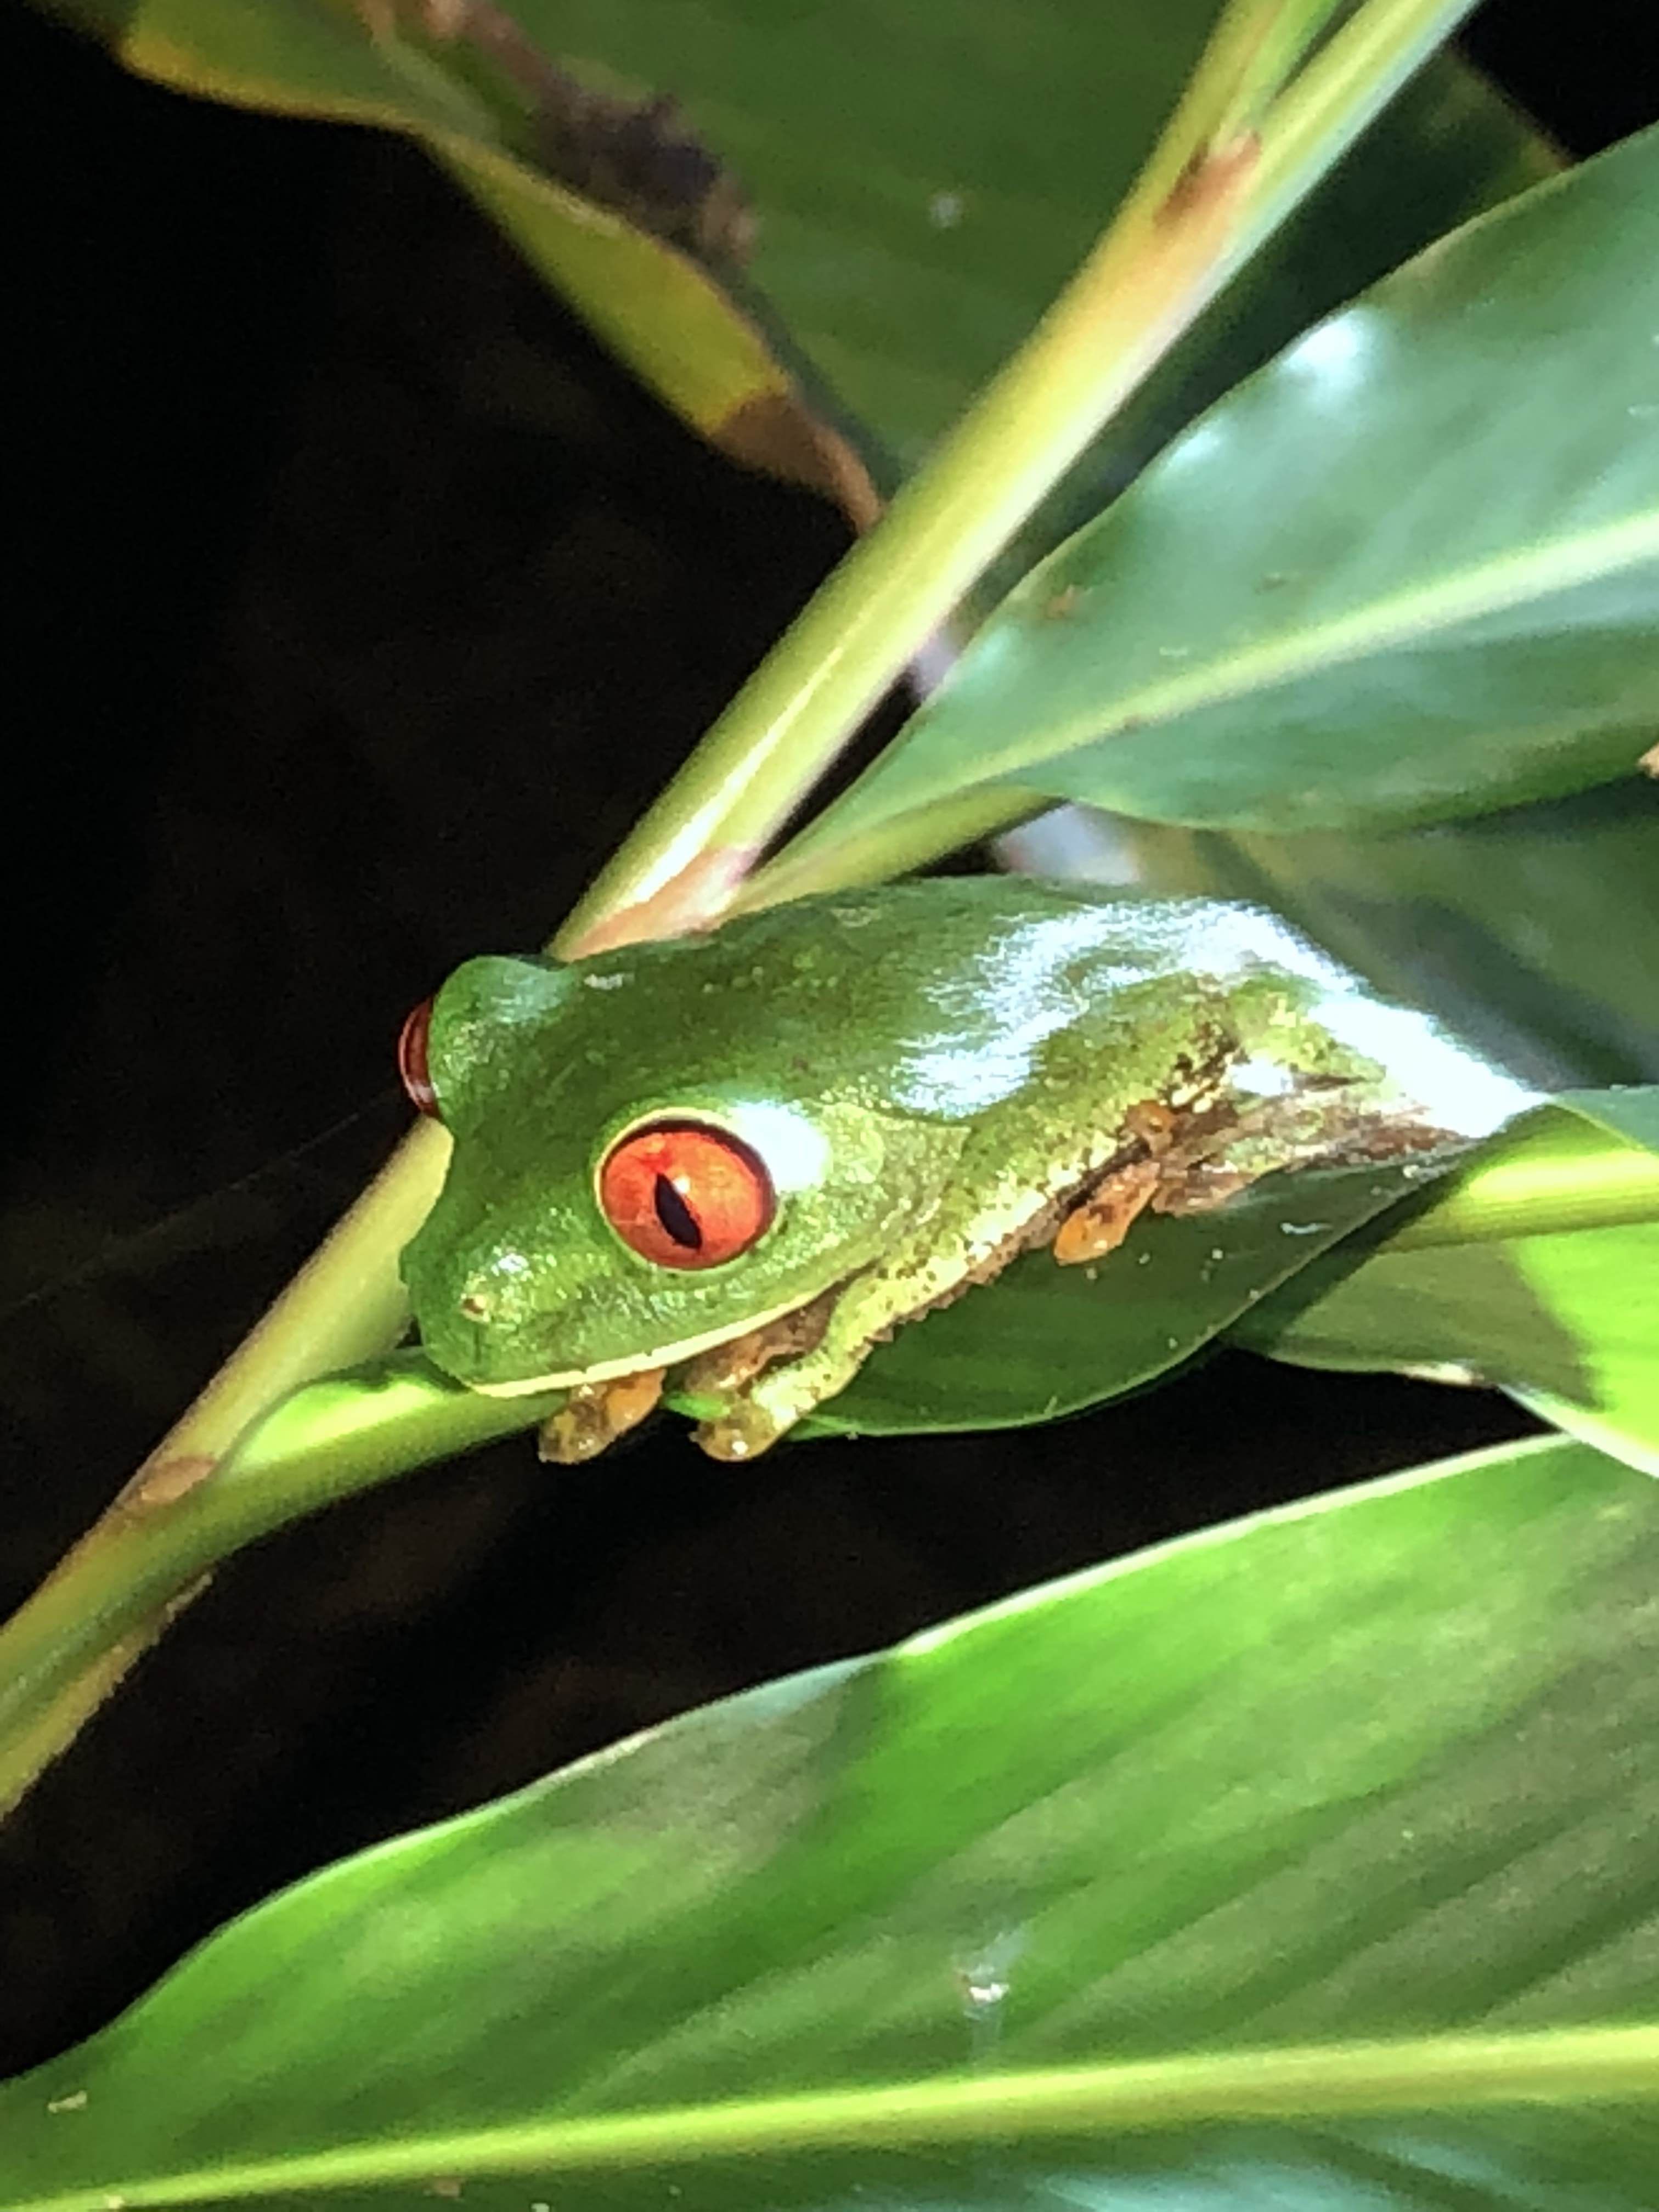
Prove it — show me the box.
[465,1289,827,1397]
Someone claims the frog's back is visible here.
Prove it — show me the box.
[567,878,1346,1126]
[712,879,1335,993]
[715,878,1342,1019]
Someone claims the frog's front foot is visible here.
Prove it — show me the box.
[1052,1156,1163,1263]
[683,1338,847,1460]
[1051,1097,1188,1263]
[538,1367,664,1463]
[689,1312,878,1457]
[677,1289,844,1459]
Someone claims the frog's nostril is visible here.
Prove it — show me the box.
[459,1289,492,1322]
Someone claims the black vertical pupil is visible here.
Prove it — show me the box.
[653,1173,703,1249]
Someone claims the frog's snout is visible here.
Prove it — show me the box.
[432,1248,544,1381]
[411,1274,507,1390]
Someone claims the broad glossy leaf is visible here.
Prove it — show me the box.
[795,1153,1453,1440]
[814,125,1659,848]
[93,0,1553,541]
[804,1087,1659,1444]
[1233,1094,1659,1476]
[508,0,1553,495]
[7,1436,1659,2208]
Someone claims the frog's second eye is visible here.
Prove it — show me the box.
[398,998,438,1117]
[599,1121,775,1269]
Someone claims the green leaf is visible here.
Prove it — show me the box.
[794,1152,1451,1440]
[94,0,1553,537]
[1234,1093,1659,1476]
[805,1084,1659,1446]
[544,0,1545,481]
[1567,1084,1659,1153]
[807,124,1659,850]
[7,1436,1659,2208]
[104,0,880,515]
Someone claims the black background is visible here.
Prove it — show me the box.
[3,0,1652,2077]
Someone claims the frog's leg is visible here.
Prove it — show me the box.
[1051,1100,1181,1262]
[678,1286,840,1400]
[1052,1075,1460,1266]
[690,1097,1208,1462]
[690,1247,968,1462]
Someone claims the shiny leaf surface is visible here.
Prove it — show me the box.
[1030,775,1659,1090]
[819,126,1659,843]
[6,1437,1659,2208]
[796,1152,1451,1439]
[808,1091,1657,1447]
[1233,1092,1659,1476]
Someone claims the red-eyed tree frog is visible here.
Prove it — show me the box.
[399,878,1530,1461]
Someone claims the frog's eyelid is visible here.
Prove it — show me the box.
[397,998,439,1116]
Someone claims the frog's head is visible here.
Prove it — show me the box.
[399,950,940,1392]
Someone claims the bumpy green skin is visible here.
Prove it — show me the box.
[402,879,1527,1452]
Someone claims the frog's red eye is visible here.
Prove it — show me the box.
[398,998,438,1116]
[599,1121,774,1269]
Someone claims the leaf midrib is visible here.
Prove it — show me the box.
[945,504,1659,790]
[18,2023,1659,2210]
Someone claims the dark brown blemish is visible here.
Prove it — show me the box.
[713,392,883,528]
[392,0,755,264]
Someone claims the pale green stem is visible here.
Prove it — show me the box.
[0,1353,558,1816]
[0,1127,455,1814]
[1383,1112,1659,1250]
[1177,0,1353,153]
[729,788,1047,915]
[554,174,1236,939]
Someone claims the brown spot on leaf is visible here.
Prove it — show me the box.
[390,1,755,263]
[713,393,883,529]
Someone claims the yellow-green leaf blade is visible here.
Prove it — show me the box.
[8,1440,1659,2208]
[1235,1092,1659,1474]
